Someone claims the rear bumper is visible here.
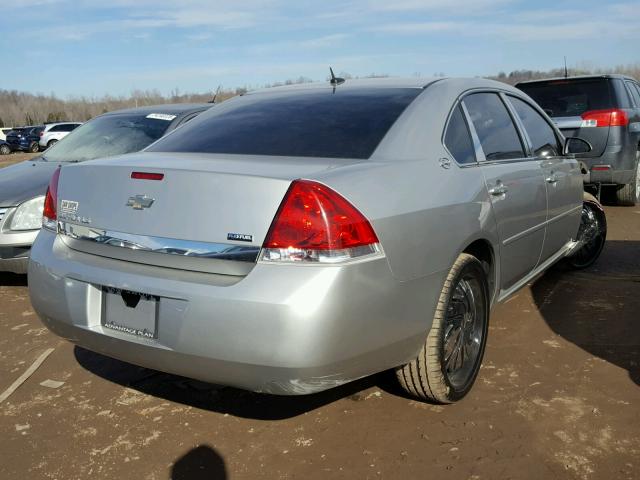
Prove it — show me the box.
[579,144,637,185]
[28,230,444,395]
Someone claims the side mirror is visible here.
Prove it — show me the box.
[563,137,592,155]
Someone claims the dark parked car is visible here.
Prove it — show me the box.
[0,103,211,273]
[517,75,640,205]
[6,126,45,153]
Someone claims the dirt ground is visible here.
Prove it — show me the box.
[0,201,638,479]
[0,152,40,169]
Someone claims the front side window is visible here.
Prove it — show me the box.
[509,96,561,157]
[42,114,172,163]
[148,88,422,159]
[463,93,525,161]
[444,105,476,164]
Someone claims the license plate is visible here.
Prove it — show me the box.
[102,287,158,339]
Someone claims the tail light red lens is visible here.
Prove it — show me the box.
[42,167,61,230]
[580,109,629,128]
[261,180,382,263]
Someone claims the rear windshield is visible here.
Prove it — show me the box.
[148,88,422,159]
[42,114,173,163]
[517,79,612,117]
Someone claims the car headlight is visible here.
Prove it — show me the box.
[9,196,45,231]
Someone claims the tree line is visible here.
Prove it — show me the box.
[0,65,638,128]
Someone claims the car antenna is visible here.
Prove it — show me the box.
[563,56,568,79]
[209,85,222,103]
[329,67,345,92]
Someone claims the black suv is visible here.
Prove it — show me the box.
[517,75,640,205]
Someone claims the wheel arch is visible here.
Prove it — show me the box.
[462,238,498,304]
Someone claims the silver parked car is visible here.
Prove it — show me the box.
[28,78,604,403]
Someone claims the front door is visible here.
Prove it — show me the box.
[506,95,582,262]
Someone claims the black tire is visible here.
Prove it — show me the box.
[29,141,39,153]
[568,203,607,269]
[0,144,10,155]
[46,139,58,149]
[615,153,639,206]
[396,253,489,403]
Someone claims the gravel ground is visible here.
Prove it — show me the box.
[0,195,638,479]
[0,152,40,169]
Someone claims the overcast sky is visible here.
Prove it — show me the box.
[2,0,638,97]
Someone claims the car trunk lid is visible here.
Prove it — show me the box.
[56,152,363,274]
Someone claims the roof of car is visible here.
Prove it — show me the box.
[245,77,526,98]
[516,74,637,85]
[103,103,212,116]
[246,77,440,95]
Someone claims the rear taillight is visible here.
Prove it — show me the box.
[580,109,629,128]
[42,167,61,231]
[39,132,44,137]
[260,180,382,263]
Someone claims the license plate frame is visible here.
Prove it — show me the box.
[101,287,159,339]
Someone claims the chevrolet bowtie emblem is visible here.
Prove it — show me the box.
[126,195,155,210]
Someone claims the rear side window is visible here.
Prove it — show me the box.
[444,105,476,164]
[625,82,640,107]
[463,93,525,161]
[509,96,561,157]
[148,88,422,159]
[49,125,64,132]
[517,79,612,117]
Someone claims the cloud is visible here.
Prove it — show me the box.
[369,21,463,34]
[367,0,513,12]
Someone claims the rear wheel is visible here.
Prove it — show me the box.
[615,153,639,206]
[0,144,10,155]
[29,141,39,153]
[568,202,607,269]
[46,139,58,149]
[396,253,489,403]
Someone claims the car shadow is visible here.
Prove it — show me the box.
[531,240,640,387]
[74,346,411,420]
[171,444,227,480]
[0,273,28,287]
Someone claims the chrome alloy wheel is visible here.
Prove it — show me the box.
[443,275,486,389]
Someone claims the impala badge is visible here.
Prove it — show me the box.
[126,195,155,210]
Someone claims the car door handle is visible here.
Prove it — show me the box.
[546,174,558,184]
[489,184,508,196]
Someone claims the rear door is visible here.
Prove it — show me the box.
[506,95,582,262]
[462,92,547,292]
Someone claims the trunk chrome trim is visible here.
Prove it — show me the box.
[58,221,260,275]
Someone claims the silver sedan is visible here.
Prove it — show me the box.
[28,77,603,403]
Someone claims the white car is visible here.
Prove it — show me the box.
[39,122,82,150]
[0,128,14,142]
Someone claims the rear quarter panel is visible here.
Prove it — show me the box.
[313,80,501,285]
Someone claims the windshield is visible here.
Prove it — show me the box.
[518,79,613,117]
[42,114,173,163]
[148,88,422,159]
